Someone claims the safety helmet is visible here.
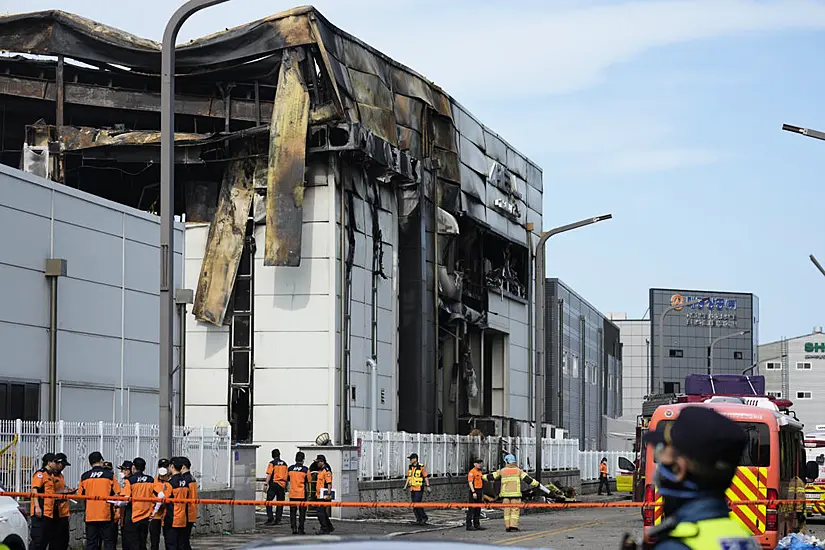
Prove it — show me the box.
[504,454,516,464]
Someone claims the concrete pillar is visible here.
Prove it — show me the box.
[299,445,360,520]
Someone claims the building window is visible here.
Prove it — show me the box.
[796,362,812,370]
[0,380,40,421]
[765,362,781,370]
[767,391,782,398]
[797,391,813,400]
[733,351,743,360]
[572,356,579,379]
[669,349,683,358]
[663,381,681,394]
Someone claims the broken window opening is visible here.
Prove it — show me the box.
[228,214,255,443]
[483,234,527,300]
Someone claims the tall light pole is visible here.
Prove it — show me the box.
[160,0,229,458]
[534,214,612,484]
[811,255,825,279]
[656,297,711,394]
[708,330,751,375]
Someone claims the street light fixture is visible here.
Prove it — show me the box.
[656,297,711,394]
[811,255,825,279]
[533,214,612,484]
[160,0,229,459]
[708,330,751,375]
[782,124,825,142]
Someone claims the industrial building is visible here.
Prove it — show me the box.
[0,7,545,468]
[0,164,184,424]
[649,288,758,394]
[759,328,825,432]
[544,279,622,450]
[608,313,650,422]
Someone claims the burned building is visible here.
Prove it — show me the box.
[0,7,545,466]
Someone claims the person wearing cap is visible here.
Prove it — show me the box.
[78,451,121,550]
[149,460,172,550]
[286,452,310,535]
[113,461,134,547]
[179,456,197,550]
[465,458,486,531]
[265,449,288,526]
[121,457,155,550]
[485,453,552,532]
[403,453,430,525]
[164,457,193,550]
[51,453,74,550]
[622,406,758,550]
[30,452,57,550]
[310,455,335,535]
[598,457,612,496]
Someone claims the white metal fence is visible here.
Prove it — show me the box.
[0,420,232,494]
[354,431,580,481]
[578,450,635,481]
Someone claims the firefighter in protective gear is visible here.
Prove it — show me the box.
[485,454,552,532]
[620,406,758,550]
[403,453,430,525]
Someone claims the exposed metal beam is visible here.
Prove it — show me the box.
[0,73,273,122]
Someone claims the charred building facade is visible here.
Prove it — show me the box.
[0,8,544,467]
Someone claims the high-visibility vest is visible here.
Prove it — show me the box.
[408,465,425,488]
[499,467,524,498]
[666,516,760,550]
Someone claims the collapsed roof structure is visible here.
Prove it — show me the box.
[0,6,544,437]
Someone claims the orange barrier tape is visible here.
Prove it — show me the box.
[0,492,810,510]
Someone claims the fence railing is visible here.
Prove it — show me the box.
[0,420,232,495]
[354,431,581,481]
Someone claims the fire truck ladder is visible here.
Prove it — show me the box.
[780,337,790,400]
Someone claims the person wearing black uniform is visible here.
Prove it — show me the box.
[620,406,759,550]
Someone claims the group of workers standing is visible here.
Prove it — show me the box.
[405,451,565,532]
[29,451,198,550]
[263,449,334,535]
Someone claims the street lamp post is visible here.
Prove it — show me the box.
[533,214,612,484]
[160,0,229,459]
[708,330,751,375]
[655,297,711,394]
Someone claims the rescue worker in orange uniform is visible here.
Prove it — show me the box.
[51,452,74,550]
[164,457,193,550]
[286,452,310,535]
[465,458,486,531]
[149,460,173,550]
[31,452,57,550]
[179,457,197,550]
[121,457,155,550]
[598,456,612,496]
[114,461,134,548]
[265,449,288,526]
[78,452,121,550]
[312,455,335,535]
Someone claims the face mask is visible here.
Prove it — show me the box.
[654,463,700,517]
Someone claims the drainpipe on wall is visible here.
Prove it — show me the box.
[174,289,194,425]
[45,258,67,422]
[367,358,378,431]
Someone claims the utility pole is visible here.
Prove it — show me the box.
[160,0,229,459]
[534,214,612,484]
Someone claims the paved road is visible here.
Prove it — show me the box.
[192,505,641,549]
[407,507,641,549]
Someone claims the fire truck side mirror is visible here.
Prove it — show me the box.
[618,457,636,473]
[805,461,820,481]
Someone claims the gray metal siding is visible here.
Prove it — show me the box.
[0,164,184,423]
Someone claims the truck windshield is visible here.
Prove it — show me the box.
[652,420,770,467]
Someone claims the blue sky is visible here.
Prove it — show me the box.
[3,0,823,342]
